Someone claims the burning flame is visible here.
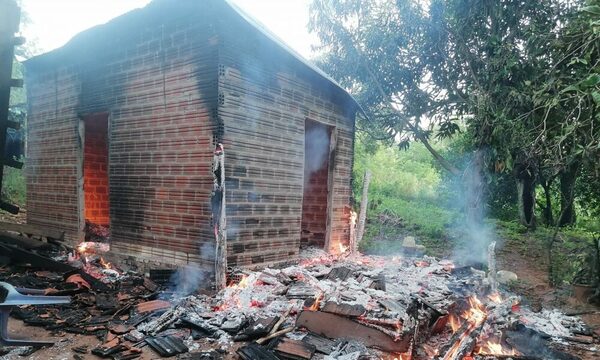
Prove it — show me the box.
[350,210,357,226]
[477,339,518,356]
[306,292,323,311]
[228,275,250,289]
[99,257,112,269]
[449,313,462,333]
[446,296,519,358]
[338,242,348,254]
[487,292,502,303]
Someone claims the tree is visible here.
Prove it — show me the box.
[309,0,569,227]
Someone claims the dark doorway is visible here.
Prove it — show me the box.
[82,113,110,241]
[301,119,334,248]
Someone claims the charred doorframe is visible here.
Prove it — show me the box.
[302,118,338,252]
[76,112,112,243]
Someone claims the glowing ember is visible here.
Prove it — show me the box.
[306,292,323,311]
[449,313,462,333]
[76,241,110,255]
[99,257,112,269]
[338,242,348,254]
[477,339,518,356]
[228,275,250,289]
[487,292,502,303]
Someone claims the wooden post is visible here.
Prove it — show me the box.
[0,0,23,214]
[356,170,371,245]
[212,143,227,290]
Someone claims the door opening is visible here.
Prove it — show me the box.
[301,119,334,248]
[82,113,111,242]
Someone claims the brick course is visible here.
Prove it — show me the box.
[25,0,356,273]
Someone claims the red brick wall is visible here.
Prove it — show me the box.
[84,114,110,225]
[26,7,221,269]
[25,1,356,271]
[218,16,356,267]
[25,69,81,242]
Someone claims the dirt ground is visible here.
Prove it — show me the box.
[2,319,245,359]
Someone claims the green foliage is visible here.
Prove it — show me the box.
[2,164,26,207]
[354,135,462,255]
[353,135,442,201]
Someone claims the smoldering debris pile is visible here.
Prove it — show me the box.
[1,243,598,359]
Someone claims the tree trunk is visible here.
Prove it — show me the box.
[516,174,536,229]
[540,179,554,226]
[558,162,579,227]
[463,149,485,228]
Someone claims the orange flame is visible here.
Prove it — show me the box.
[228,275,250,289]
[99,257,112,269]
[306,292,323,311]
[448,313,462,333]
[477,339,518,356]
[338,242,348,254]
[487,292,502,303]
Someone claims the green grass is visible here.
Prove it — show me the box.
[359,197,461,257]
[2,165,26,207]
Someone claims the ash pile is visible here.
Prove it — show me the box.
[0,237,598,359]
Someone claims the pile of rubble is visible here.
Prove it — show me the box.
[0,240,598,359]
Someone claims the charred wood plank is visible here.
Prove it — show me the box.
[301,332,336,355]
[321,301,366,317]
[270,337,316,360]
[286,283,318,299]
[0,243,75,272]
[327,266,352,281]
[378,299,407,314]
[296,310,411,353]
[434,320,485,360]
[0,221,64,241]
[145,335,188,357]
[237,342,280,360]
[0,231,52,249]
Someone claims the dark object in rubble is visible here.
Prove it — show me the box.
[321,301,366,317]
[0,243,75,272]
[296,310,412,353]
[237,342,280,360]
[91,339,126,357]
[370,273,386,291]
[220,315,248,334]
[286,283,319,299]
[180,317,219,338]
[112,350,142,360]
[235,316,279,341]
[63,269,111,292]
[71,345,89,354]
[506,323,581,360]
[149,269,177,286]
[73,354,85,360]
[178,350,224,359]
[145,335,188,357]
[302,332,337,355]
[269,337,316,360]
[16,345,42,357]
[327,266,352,281]
[96,293,119,310]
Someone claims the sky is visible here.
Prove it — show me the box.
[19,0,317,59]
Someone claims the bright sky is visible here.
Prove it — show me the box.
[20,0,317,59]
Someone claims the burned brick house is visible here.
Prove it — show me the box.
[24,0,357,274]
